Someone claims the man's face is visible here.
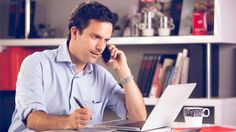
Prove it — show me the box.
[69,19,113,65]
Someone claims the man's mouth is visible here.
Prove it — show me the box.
[90,51,101,57]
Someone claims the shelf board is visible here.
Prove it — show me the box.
[110,35,219,45]
[0,35,233,47]
[144,97,236,106]
[0,38,65,47]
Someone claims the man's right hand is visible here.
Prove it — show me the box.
[27,108,92,131]
[67,107,92,129]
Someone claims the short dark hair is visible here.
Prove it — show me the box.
[66,1,118,45]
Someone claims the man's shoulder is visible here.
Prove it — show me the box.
[26,48,57,61]
[22,48,57,67]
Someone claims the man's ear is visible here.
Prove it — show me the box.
[70,26,80,40]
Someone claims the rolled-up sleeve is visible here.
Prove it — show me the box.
[9,53,46,130]
[105,71,127,119]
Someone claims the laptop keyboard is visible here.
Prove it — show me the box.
[117,121,145,127]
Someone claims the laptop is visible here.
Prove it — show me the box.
[94,83,196,131]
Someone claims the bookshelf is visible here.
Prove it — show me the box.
[0,0,235,95]
[0,0,236,126]
[1,36,235,98]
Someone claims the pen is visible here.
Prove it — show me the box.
[73,97,85,108]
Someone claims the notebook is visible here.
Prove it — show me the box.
[93,83,196,131]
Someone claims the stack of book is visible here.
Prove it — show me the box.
[137,49,190,98]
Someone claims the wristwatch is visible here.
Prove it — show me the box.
[119,75,133,85]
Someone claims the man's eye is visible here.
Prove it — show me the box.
[91,35,100,40]
[91,35,97,39]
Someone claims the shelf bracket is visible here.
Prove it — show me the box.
[206,43,211,98]
[25,0,31,38]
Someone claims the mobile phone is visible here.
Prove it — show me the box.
[102,45,111,63]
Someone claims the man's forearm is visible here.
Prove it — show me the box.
[123,80,147,121]
[117,65,147,121]
[27,111,70,131]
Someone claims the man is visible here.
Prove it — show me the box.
[9,1,146,131]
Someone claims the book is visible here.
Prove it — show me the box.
[162,66,175,91]
[8,0,18,37]
[170,52,183,85]
[137,54,161,97]
[138,53,177,97]
[180,57,190,84]
[155,54,177,97]
[149,63,162,98]
[166,66,176,87]
[137,54,149,95]
[141,54,154,96]
[15,0,25,38]
[171,49,189,85]
[28,0,37,38]
[143,54,159,97]
[13,0,36,38]
[158,58,174,94]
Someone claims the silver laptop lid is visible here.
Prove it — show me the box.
[141,83,196,131]
[93,83,196,131]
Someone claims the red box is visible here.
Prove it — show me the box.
[0,47,44,90]
[192,12,207,35]
[0,48,11,90]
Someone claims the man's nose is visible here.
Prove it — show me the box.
[96,40,106,52]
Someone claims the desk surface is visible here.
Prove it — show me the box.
[43,127,170,132]
[43,128,116,132]
[42,123,236,132]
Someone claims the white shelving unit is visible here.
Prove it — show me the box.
[0,0,236,126]
[0,35,236,46]
[1,0,236,45]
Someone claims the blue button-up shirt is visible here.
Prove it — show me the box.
[9,42,126,132]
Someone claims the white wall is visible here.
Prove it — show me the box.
[0,0,10,38]
[35,0,138,37]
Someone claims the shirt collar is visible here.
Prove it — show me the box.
[83,64,93,74]
[56,42,93,74]
[56,42,71,63]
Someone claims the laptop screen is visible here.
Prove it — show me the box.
[94,83,196,131]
